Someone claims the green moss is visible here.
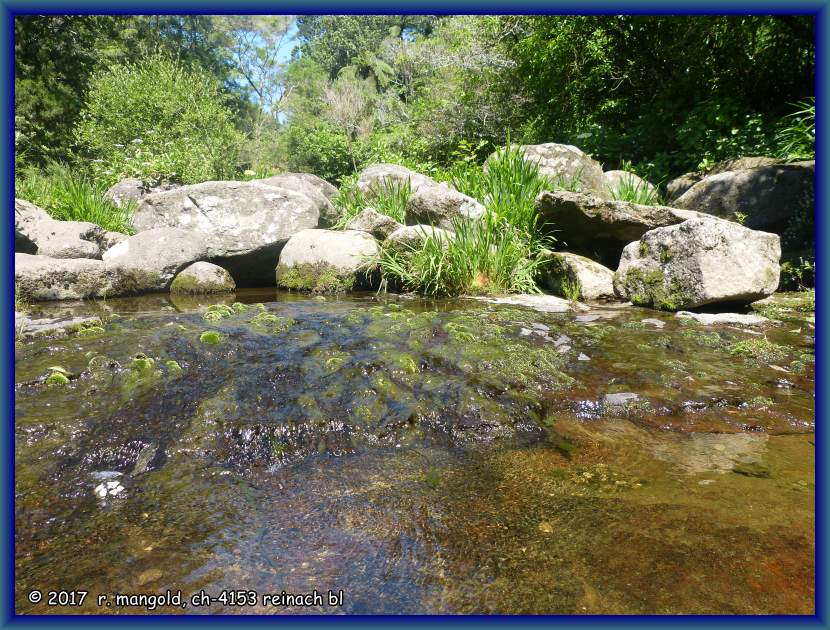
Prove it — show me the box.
[232,302,249,313]
[680,328,724,348]
[199,330,223,345]
[276,262,357,294]
[164,360,183,373]
[659,246,673,263]
[45,372,70,386]
[728,338,789,364]
[249,311,295,333]
[639,241,650,257]
[203,303,234,322]
[170,273,233,295]
[131,353,155,370]
[623,266,689,311]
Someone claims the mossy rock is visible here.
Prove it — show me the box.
[276,262,359,294]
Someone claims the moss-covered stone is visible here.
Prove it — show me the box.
[276,262,358,294]
[199,330,223,345]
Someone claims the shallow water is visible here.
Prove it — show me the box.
[15,291,815,614]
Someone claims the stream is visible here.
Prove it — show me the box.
[15,290,815,614]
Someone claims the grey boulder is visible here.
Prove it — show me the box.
[356,164,436,197]
[15,199,104,259]
[492,143,606,196]
[673,161,814,234]
[603,170,657,200]
[170,261,236,294]
[131,180,321,284]
[15,253,162,301]
[276,229,379,293]
[405,183,485,230]
[614,217,781,310]
[345,207,404,240]
[258,173,339,227]
[540,251,616,300]
[104,178,145,208]
[665,157,784,202]
[102,227,209,290]
[535,191,703,267]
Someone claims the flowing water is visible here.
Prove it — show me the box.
[15,290,815,614]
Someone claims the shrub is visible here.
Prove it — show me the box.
[447,144,558,240]
[774,97,815,160]
[375,213,546,296]
[334,176,411,227]
[75,55,243,186]
[15,162,135,233]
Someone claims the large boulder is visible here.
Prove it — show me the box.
[260,172,338,200]
[405,183,485,230]
[613,217,781,310]
[345,207,403,240]
[540,251,616,300]
[492,143,606,196]
[102,228,209,290]
[131,180,321,285]
[673,161,814,234]
[170,261,235,294]
[104,178,145,208]
[602,170,657,200]
[15,254,162,301]
[15,199,104,259]
[535,191,703,267]
[258,173,339,227]
[356,164,436,197]
[276,229,378,293]
[384,225,455,252]
[665,157,784,202]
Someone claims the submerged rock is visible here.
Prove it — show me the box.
[405,183,485,230]
[470,294,588,313]
[535,191,703,267]
[170,261,236,294]
[614,217,781,310]
[346,207,404,240]
[276,229,379,293]
[675,311,769,326]
[540,251,616,300]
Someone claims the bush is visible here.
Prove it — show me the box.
[375,213,546,296]
[333,176,411,228]
[447,143,558,242]
[15,162,135,233]
[75,55,243,186]
[774,97,814,160]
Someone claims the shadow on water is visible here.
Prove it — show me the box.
[15,291,814,614]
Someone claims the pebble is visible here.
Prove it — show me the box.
[578,353,590,361]
[641,318,665,328]
[575,314,601,323]
[531,322,550,332]
[538,521,553,534]
[137,569,163,586]
[603,392,639,406]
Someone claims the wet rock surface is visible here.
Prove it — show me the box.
[15,290,814,614]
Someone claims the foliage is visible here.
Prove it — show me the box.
[15,15,238,167]
[334,177,411,228]
[607,164,662,205]
[447,144,556,240]
[774,97,815,160]
[15,162,135,233]
[75,55,244,186]
[375,213,545,296]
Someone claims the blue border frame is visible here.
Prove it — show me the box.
[2,2,826,627]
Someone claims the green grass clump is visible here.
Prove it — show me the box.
[334,175,411,227]
[608,163,662,205]
[15,161,135,233]
[448,143,560,240]
[728,338,789,364]
[375,214,545,297]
